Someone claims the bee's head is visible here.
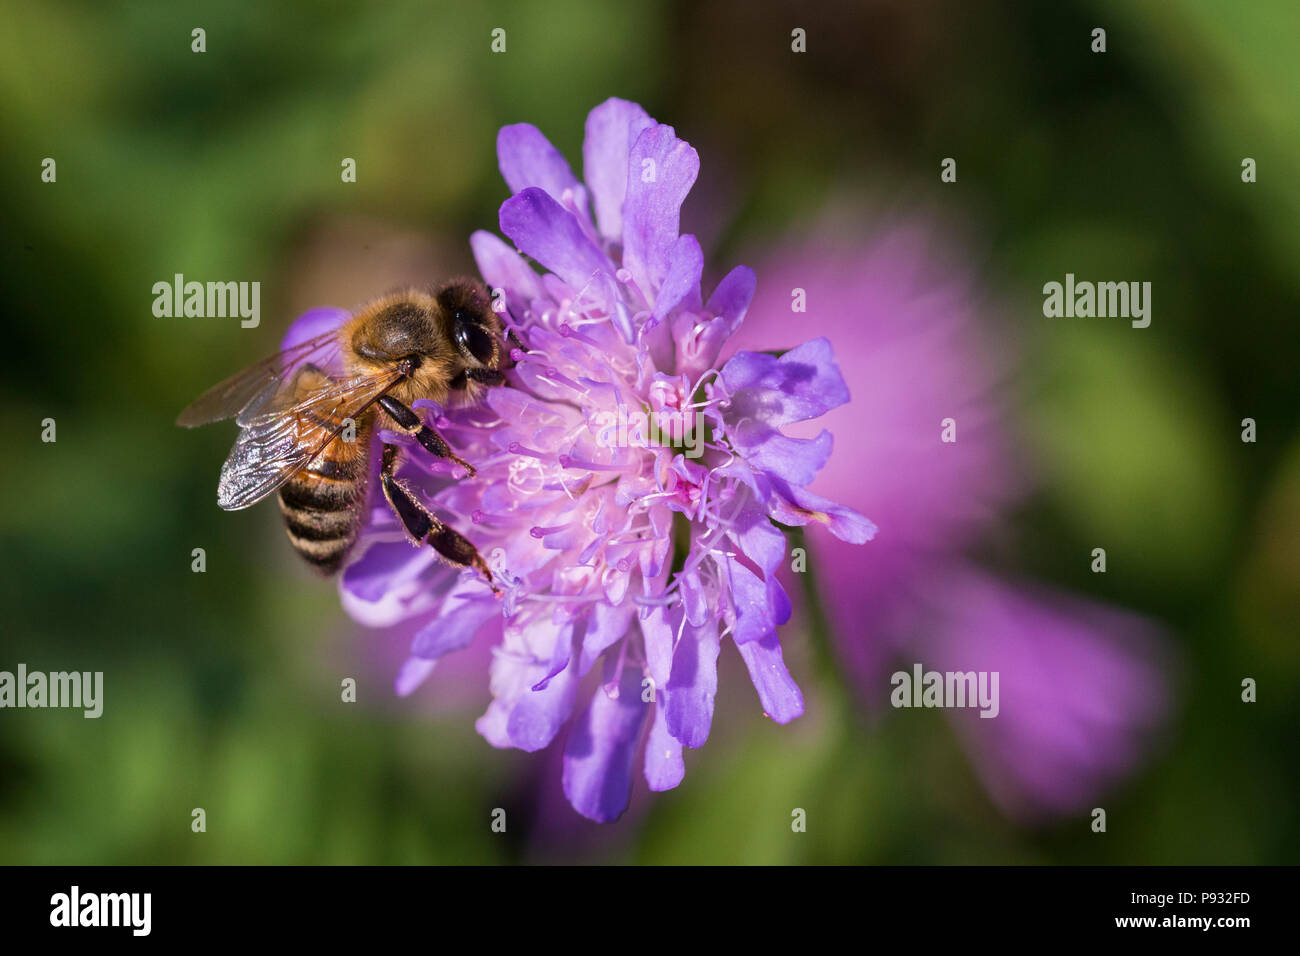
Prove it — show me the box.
[351,297,441,366]
[437,279,503,368]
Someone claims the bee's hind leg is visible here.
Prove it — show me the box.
[380,444,497,593]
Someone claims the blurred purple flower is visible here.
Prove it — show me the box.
[918,569,1167,818]
[311,99,871,822]
[729,219,1170,821]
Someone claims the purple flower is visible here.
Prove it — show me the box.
[917,569,1168,819]
[318,99,871,822]
[729,220,1171,821]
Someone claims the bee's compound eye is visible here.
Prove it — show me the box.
[454,314,496,365]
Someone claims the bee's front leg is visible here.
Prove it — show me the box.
[377,394,475,476]
[449,367,506,389]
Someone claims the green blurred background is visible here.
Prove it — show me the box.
[1,0,1297,863]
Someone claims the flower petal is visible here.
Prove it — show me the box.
[506,656,580,752]
[644,700,685,791]
[531,621,575,691]
[727,494,786,577]
[724,556,785,646]
[639,605,675,686]
[497,123,580,200]
[579,601,634,674]
[722,337,851,426]
[470,229,545,310]
[394,657,437,697]
[499,187,620,315]
[583,98,655,241]
[280,306,350,352]
[652,234,703,321]
[674,264,756,377]
[665,622,721,747]
[733,423,833,488]
[409,584,500,659]
[339,539,442,627]
[706,265,756,326]
[622,124,699,300]
[562,666,649,822]
[736,631,805,724]
[765,477,878,544]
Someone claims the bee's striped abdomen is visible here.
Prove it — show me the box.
[277,441,368,575]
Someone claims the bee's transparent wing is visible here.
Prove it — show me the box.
[216,368,404,511]
[176,327,346,428]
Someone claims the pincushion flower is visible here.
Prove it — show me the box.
[319,98,872,822]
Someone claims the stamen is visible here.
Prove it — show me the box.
[557,323,600,346]
[558,453,626,472]
[542,366,584,391]
[522,591,604,606]
[632,593,680,608]
[530,523,570,539]
[577,534,608,565]
[508,442,550,460]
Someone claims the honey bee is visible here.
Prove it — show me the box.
[178,278,509,585]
